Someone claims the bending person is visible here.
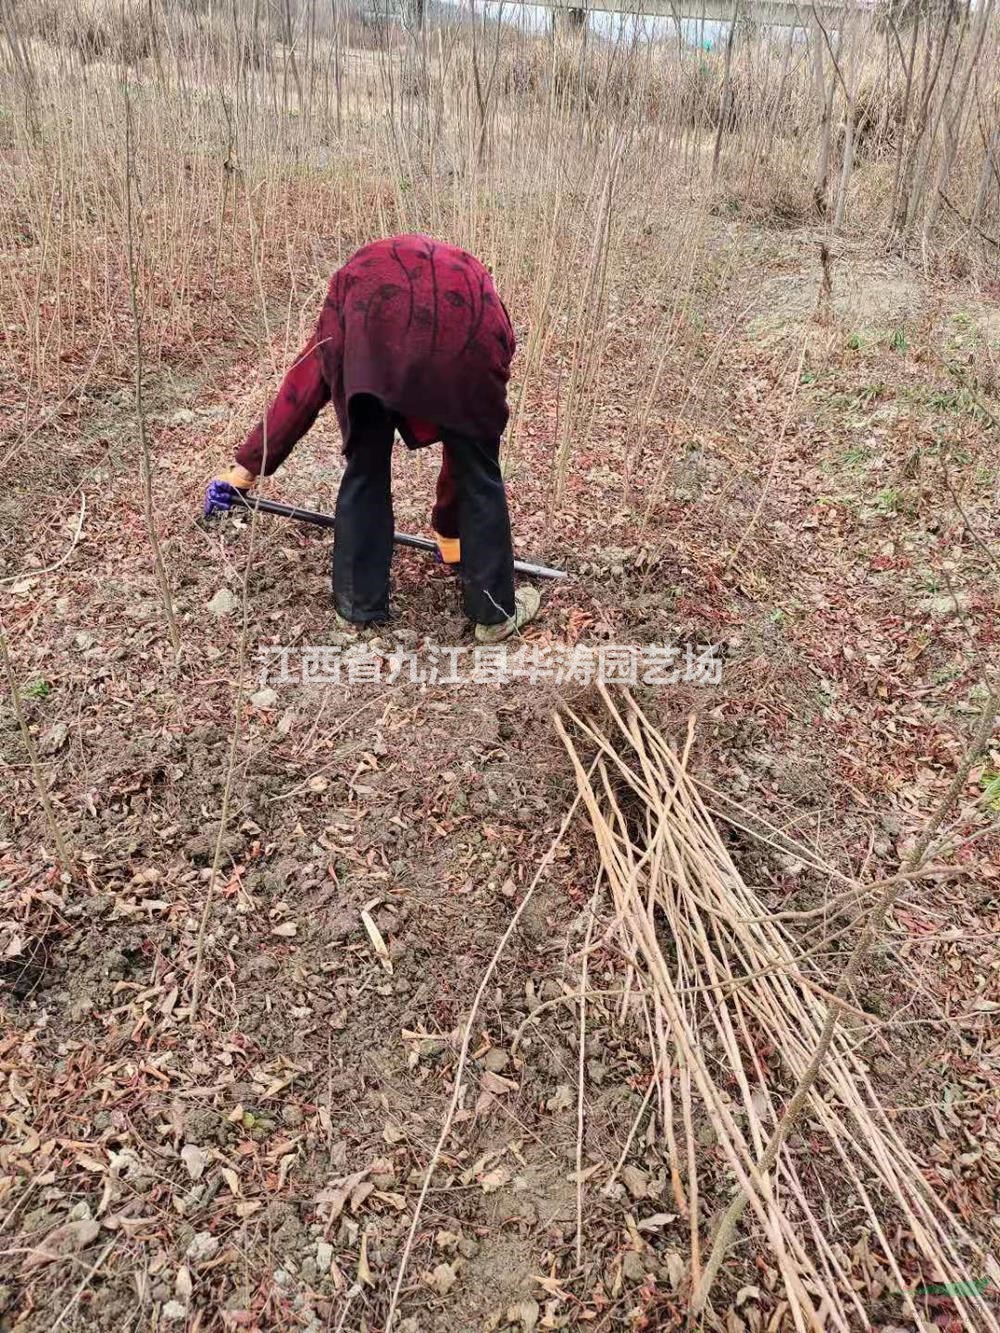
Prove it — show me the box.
[204,235,539,644]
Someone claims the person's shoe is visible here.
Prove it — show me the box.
[475,586,541,645]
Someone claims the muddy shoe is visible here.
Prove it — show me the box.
[474,586,541,645]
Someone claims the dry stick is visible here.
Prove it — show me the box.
[383,773,594,1332]
[560,709,879,1021]
[0,619,74,875]
[922,0,998,244]
[558,716,826,1326]
[940,452,1000,578]
[189,685,245,1023]
[582,694,991,1325]
[692,683,1000,1320]
[625,708,807,1318]
[50,1237,118,1332]
[937,188,1000,250]
[511,987,629,1054]
[508,943,873,1053]
[641,709,953,1092]
[567,699,860,894]
[943,361,1000,435]
[190,167,276,1024]
[603,1065,659,1197]
[711,0,739,183]
[0,337,108,473]
[576,889,598,1268]
[746,867,969,923]
[603,841,821,1327]
[553,138,622,501]
[725,337,808,574]
[693,781,861,885]
[685,799,937,1315]
[673,734,702,1290]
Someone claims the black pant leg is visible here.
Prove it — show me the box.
[441,429,515,626]
[430,441,460,540]
[333,396,395,623]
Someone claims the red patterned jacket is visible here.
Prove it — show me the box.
[234,235,515,477]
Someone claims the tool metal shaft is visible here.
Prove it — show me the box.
[237,495,568,581]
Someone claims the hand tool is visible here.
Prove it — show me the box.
[233,494,569,581]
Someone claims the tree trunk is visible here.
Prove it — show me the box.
[834,98,856,230]
[810,15,837,214]
[896,9,954,233]
[283,0,304,113]
[888,13,919,231]
[921,0,997,243]
[970,120,999,232]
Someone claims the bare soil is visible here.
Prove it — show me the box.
[2,221,998,1331]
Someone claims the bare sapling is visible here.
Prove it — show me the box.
[0,620,75,875]
[121,76,181,662]
[921,0,998,244]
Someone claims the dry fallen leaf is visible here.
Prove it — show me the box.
[621,1164,649,1199]
[175,1263,193,1303]
[662,1250,686,1290]
[361,909,393,974]
[180,1144,207,1181]
[566,1163,602,1185]
[481,1071,519,1095]
[429,1261,458,1296]
[24,1218,100,1270]
[507,1298,540,1331]
[350,1180,374,1214]
[479,1166,511,1194]
[735,1285,764,1307]
[373,1190,406,1211]
[357,1229,374,1287]
[546,1084,573,1114]
[533,1273,572,1300]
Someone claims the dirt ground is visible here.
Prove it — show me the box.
[2,216,999,1333]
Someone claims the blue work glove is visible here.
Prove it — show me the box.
[204,465,255,518]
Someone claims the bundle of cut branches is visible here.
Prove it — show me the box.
[556,687,997,1332]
